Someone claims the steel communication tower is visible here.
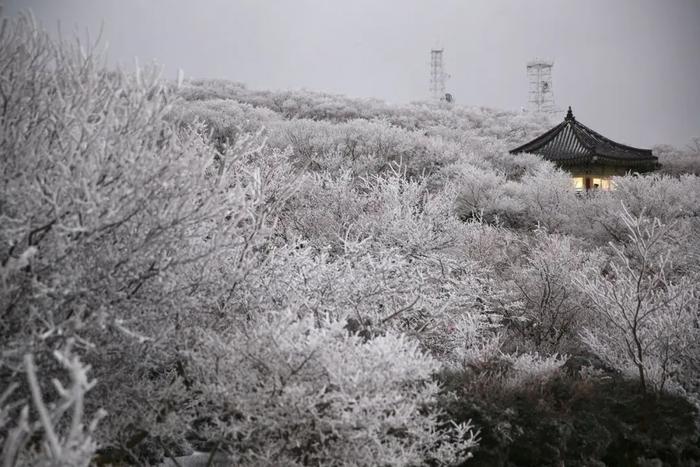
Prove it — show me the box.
[430,48,448,101]
[527,60,555,113]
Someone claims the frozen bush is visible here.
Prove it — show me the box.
[266,117,461,179]
[502,231,600,353]
[278,170,368,251]
[502,353,567,389]
[0,12,282,458]
[358,168,459,254]
[454,165,508,222]
[454,160,577,231]
[175,99,280,151]
[481,147,551,180]
[516,165,580,231]
[571,173,699,244]
[182,310,478,466]
[654,139,700,176]
[576,207,700,393]
[1,342,104,467]
[610,173,700,223]
[229,236,496,361]
[178,79,551,144]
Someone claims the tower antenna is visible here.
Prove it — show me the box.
[430,48,449,102]
[527,59,555,113]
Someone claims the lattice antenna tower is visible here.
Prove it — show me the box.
[430,48,449,101]
[527,60,555,113]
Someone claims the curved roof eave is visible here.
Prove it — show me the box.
[509,107,657,165]
[508,121,568,154]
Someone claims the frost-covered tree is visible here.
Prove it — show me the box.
[576,207,700,393]
[504,231,599,353]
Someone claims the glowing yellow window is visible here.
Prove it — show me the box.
[600,179,611,191]
[572,177,584,191]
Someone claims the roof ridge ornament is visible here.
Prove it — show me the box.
[565,106,575,121]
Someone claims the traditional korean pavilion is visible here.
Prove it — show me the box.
[510,107,658,191]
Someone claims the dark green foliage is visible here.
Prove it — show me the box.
[438,358,700,467]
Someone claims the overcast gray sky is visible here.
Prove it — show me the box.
[6,0,700,147]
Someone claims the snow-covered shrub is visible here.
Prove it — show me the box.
[481,148,551,181]
[357,168,464,253]
[610,173,700,224]
[182,310,478,466]
[1,343,104,467]
[454,160,577,231]
[266,117,461,179]
[457,218,523,275]
[515,165,580,231]
[175,99,280,151]
[574,173,700,245]
[655,140,700,176]
[502,230,601,353]
[501,353,567,389]
[0,13,281,459]
[576,207,700,393]
[454,165,508,222]
[178,80,552,145]
[278,170,368,251]
[227,234,495,361]
[269,118,339,168]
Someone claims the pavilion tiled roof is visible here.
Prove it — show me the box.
[510,107,658,169]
